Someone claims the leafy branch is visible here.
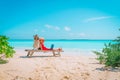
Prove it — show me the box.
[0,35,15,59]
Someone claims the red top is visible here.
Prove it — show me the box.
[40,43,52,50]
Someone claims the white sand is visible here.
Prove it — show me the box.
[0,49,120,80]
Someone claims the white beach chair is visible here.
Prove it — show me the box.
[25,49,63,57]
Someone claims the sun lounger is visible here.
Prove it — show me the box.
[25,49,63,57]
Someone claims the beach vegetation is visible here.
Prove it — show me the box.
[0,35,15,63]
[93,29,120,68]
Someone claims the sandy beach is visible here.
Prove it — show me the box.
[0,49,120,80]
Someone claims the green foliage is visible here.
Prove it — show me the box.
[94,29,120,68]
[0,35,15,58]
[93,51,106,64]
[0,58,8,64]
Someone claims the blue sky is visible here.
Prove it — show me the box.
[0,0,120,39]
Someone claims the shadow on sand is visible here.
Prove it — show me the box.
[19,55,59,58]
[95,67,120,72]
[89,62,120,72]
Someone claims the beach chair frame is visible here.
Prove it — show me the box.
[25,49,63,57]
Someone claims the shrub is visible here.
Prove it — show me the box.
[0,35,15,59]
[93,29,120,68]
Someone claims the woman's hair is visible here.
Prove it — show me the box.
[34,34,39,40]
[39,37,44,43]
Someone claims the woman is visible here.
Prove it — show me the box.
[33,34,40,50]
[39,37,62,51]
[39,37,52,50]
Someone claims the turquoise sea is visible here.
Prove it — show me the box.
[9,39,112,50]
[9,39,112,55]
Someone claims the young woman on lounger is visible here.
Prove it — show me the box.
[39,38,62,51]
[25,36,63,57]
[33,34,40,50]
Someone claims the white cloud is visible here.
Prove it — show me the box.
[55,26,60,30]
[79,33,86,37]
[84,16,113,22]
[45,24,52,28]
[64,26,71,31]
[45,24,60,30]
[34,29,38,32]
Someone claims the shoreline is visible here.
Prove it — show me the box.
[0,49,120,80]
[14,48,98,56]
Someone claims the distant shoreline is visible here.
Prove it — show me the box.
[9,39,113,41]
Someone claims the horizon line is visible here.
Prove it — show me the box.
[9,39,113,41]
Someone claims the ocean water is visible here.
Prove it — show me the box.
[9,39,112,50]
[8,39,113,55]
